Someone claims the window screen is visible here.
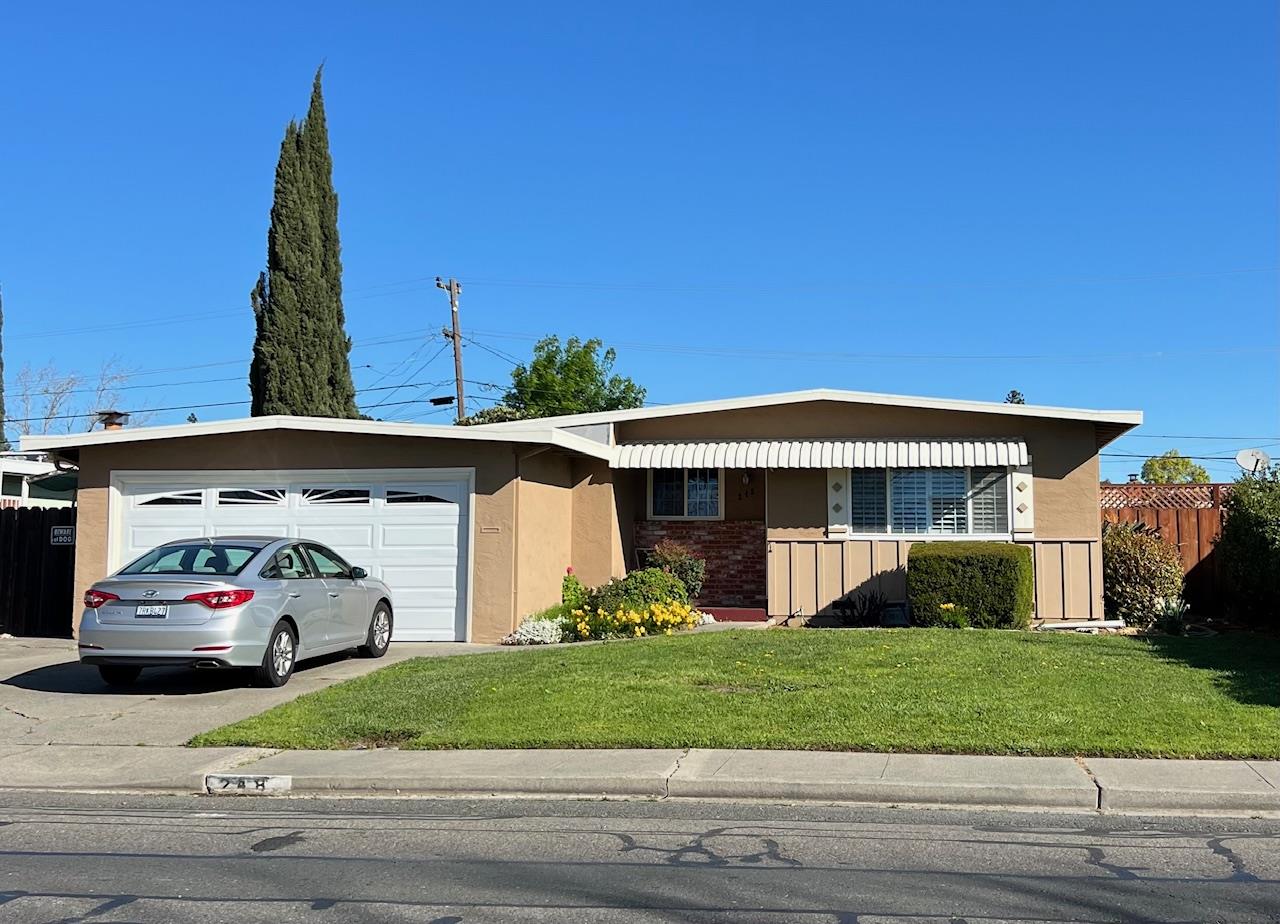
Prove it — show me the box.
[849,469,887,532]
[970,467,1009,534]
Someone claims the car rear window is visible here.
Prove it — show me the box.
[120,544,261,576]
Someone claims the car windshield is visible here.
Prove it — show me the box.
[120,543,261,576]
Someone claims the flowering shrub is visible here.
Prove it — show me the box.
[561,568,588,608]
[502,612,567,645]
[565,600,701,641]
[647,539,706,600]
[937,602,970,629]
[586,568,688,614]
[1102,522,1184,627]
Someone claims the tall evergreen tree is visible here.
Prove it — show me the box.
[250,68,358,417]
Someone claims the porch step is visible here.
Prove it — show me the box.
[703,607,768,623]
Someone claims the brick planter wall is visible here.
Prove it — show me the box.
[633,519,766,608]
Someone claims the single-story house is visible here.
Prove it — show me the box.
[23,388,1141,642]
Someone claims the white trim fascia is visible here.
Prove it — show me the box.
[466,388,1144,431]
[21,415,614,461]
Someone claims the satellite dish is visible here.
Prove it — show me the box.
[1236,448,1272,473]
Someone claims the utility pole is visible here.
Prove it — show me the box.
[436,277,465,421]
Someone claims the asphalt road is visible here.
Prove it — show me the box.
[1,792,1278,923]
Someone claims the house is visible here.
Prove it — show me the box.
[21,388,1141,642]
[0,452,76,509]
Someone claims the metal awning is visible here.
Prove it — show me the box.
[612,439,1029,469]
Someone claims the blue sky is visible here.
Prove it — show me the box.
[1,1,1276,480]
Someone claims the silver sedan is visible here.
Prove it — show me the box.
[78,537,394,687]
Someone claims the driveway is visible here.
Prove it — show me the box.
[0,637,498,747]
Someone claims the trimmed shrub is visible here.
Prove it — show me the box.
[1101,522,1184,627]
[906,542,1034,629]
[1215,467,1280,627]
[564,600,700,642]
[586,567,688,614]
[647,539,706,600]
[561,568,588,608]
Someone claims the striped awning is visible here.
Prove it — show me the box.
[612,439,1028,469]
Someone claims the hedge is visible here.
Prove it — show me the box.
[906,542,1034,629]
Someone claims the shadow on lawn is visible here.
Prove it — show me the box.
[1144,633,1279,709]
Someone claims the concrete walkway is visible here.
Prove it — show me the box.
[2,744,1277,818]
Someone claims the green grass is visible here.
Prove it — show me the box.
[190,629,1280,758]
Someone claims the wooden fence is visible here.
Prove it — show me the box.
[1100,483,1226,610]
[0,506,76,637]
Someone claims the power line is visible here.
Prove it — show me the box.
[361,344,452,412]
[466,328,1278,366]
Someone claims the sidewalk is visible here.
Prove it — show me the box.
[2,743,1277,817]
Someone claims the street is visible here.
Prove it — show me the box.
[1,792,1277,922]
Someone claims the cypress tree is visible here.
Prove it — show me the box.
[250,68,358,418]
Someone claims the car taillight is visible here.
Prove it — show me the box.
[84,589,120,609]
[183,589,255,609]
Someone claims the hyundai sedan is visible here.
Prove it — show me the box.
[78,537,394,687]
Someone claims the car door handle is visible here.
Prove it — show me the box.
[288,592,301,599]
[327,592,340,598]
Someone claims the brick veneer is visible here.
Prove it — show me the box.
[633,519,767,608]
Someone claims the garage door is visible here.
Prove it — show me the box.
[113,469,471,642]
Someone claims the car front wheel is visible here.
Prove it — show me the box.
[359,603,392,658]
[99,665,141,687]
[254,621,297,687]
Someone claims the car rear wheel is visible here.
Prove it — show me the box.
[253,621,296,687]
[98,665,141,687]
[359,603,392,658]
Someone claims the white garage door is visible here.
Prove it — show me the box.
[112,469,471,641]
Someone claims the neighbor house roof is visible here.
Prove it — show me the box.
[19,414,616,461]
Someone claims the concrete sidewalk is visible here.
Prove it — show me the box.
[2,743,1277,817]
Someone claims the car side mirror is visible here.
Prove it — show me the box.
[351,566,368,580]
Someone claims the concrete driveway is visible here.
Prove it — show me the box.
[0,637,498,746]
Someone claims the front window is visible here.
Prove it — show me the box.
[648,468,722,519]
[120,543,261,575]
[844,467,1010,536]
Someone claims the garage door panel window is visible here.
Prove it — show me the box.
[217,488,286,506]
[137,490,203,507]
[386,489,451,505]
[301,487,371,506]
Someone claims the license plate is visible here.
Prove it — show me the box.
[136,605,169,618]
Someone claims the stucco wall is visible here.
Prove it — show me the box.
[70,430,525,644]
[513,450,574,622]
[570,457,627,588]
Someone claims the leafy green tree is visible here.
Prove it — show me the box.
[249,68,358,418]
[1004,389,1026,405]
[459,336,645,425]
[1141,450,1209,484]
[1215,466,1280,626]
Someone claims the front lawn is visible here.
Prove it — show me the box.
[191,629,1280,758]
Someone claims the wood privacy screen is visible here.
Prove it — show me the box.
[1100,483,1227,609]
[0,506,76,638]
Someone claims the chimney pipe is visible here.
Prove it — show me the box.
[95,410,130,431]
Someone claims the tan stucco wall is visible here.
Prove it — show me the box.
[70,430,526,644]
[570,457,627,588]
[513,450,574,621]
[618,402,1102,540]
